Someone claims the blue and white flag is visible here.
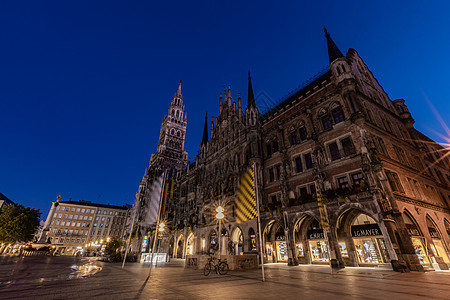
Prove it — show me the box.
[144,174,164,225]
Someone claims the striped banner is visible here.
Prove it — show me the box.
[316,193,329,232]
[144,174,164,225]
[235,165,257,223]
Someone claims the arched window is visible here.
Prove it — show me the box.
[176,110,179,118]
[170,129,175,135]
[171,109,174,116]
[319,108,332,130]
[331,106,345,124]
[177,131,180,137]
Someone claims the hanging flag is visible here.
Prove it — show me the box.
[144,174,164,225]
[235,164,257,223]
[169,179,174,199]
[160,182,169,216]
[316,192,329,232]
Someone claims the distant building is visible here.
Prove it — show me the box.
[0,192,14,213]
[42,199,129,255]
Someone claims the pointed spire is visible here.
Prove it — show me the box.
[324,28,344,64]
[176,80,182,97]
[247,71,256,108]
[227,85,232,105]
[201,112,208,145]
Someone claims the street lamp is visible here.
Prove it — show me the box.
[215,206,225,259]
[159,222,165,232]
[106,237,110,243]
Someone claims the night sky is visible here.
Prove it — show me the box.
[1,1,449,220]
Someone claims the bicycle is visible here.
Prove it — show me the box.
[203,256,229,276]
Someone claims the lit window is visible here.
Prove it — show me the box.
[337,176,349,189]
[351,172,364,185]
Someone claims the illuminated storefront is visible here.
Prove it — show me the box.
[427,217,450,264]
[307,229,329,263]
[275,228,288,262]
[403,212,430,265]
[265,242,274,262]
[349,214,389,265]
[351,223,389,264]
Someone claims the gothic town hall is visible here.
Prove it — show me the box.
[132,30,450,272]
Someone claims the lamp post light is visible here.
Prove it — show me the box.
[215,206,225,260]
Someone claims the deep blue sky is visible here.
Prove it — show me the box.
[1,1,449,219]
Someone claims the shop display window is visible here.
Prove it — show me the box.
[353,238,382,264]
[432,239,450,263]
[276,241,288,261]
[411,237,429,264]
[339,242,348,257]
[308,240,329,262]
[296,243,304,257]
[266,243,274,262]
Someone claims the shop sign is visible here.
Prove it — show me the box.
[276,235,286,241]
[307,229,324,240]
[428,228,439,239]
[351,224,381,237]
[406,224,421,236]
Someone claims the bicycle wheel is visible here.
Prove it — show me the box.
[218,262,229,275]
[203,263,212,276]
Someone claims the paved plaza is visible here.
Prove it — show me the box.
[1,256,449,299]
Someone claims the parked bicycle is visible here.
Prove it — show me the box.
[203,256,229,276]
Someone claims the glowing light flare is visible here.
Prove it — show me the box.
[215,206,224,219]
[159,222,165,232]
[404,95,450,178]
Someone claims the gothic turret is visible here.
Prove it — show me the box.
[148,81,188,177]
[324,28,344,64]
[201,112,208,145]
[245,71,259,126]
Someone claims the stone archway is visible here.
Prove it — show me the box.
[426,215,450,264]
[293,215,316,264]
[176,234,184,258]
[402,209,430,265]
[263,220,285,263]
[186,232,195,256]
[231,227,243,255]
[337,209,389,267]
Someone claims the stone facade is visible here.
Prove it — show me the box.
[141,30,450,272]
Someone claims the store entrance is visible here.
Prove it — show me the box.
[402,211,430,265]
[307,219,329,264]
[351,214,389,265]
[426,216,450,264]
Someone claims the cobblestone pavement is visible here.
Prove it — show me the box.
[1,256,450,300]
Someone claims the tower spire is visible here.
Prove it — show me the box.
[201,112,208,145]
[247,71,256,108]
[176,80,182,97]
[324,28,344,64]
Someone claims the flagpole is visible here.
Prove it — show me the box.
[122,194,141,269]
[254,163,265,282]
[148,170,167,278]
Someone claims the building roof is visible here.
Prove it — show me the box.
[0,192,14,205]
[261,69,332,121]
[59,200,128,210]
